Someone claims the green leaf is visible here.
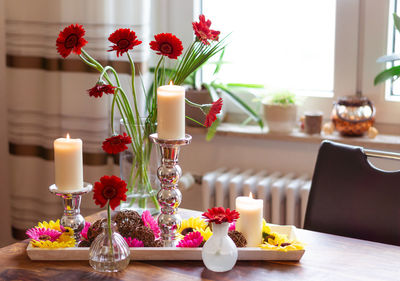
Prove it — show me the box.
[213,48,226,75]
[206,118,220,141]
[203,84,220,102]
[213,83,264,128]
[226,83,265,88]
[374,65,400,85]
[394,13,400,33]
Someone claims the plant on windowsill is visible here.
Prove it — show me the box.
[261,90,298,134]
[152,48,265,140]
[374,13,400,86]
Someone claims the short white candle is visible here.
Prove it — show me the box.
[54,134,83,191]
[157,83,185,140]
[235,193,263,247]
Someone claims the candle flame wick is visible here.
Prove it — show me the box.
[66,133,70,140]
[169,80,173,86]
[249,192,253,199]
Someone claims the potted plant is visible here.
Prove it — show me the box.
[262,90,297,133]
[182,49,264,140]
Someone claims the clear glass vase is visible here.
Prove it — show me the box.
[201,222,238,272]
[89,221,130,272]
[119,119,160,215]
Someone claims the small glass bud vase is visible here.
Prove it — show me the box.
[89,221,130,272]
[202,222,238,272]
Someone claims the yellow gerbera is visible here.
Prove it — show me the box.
[262,219,271,234]
[178,217,207,234]
[36,219,62,232]
[259,240,304,252]
[199,227,213,241]
[31,238,75,248]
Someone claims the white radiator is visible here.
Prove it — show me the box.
[201,169,312,228]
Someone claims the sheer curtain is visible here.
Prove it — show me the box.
[4,0,150,239]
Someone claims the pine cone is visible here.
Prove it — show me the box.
[228,230,247,248]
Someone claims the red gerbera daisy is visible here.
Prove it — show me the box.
[202,207,240,224]
[204,98,223,127]
[149,33,183,59]
[87,83,116,98]
[56,24,88,58]
[108,28,142,57]
[93,175,127,210]
[102,133,132,154]
[192,15,220,45]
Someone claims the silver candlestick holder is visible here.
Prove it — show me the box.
[149,133,192,247]
[49,183,92,242]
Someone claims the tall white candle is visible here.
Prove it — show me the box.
[235,193,263,247]
[157,83,185,140]
[54,134,83,191]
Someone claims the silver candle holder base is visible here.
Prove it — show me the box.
[49,183,92,242]
[149,133,192,247]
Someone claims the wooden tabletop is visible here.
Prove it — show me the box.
[1,210,400,281]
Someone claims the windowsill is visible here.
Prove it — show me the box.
[187,123,400,151]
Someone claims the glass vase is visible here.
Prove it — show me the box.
[119,119,160,215]
[89,221,130,272]
[201,222,238,272]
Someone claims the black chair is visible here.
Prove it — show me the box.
[304,140,400,246]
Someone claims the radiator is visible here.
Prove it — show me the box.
[201,169,311,228]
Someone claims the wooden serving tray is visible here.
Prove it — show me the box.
[26,225,305,261]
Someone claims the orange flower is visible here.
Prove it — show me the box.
[93,175,127,210]
[108,28,142,57]
[192,15,220,45]
[56,24,88,58]
[150,33,183,59]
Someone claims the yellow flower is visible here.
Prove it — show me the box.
[262,219,271,234]
[30,226,76,248]
[178,217,208,234]
[36,219,62,232]
[199,227,213,241]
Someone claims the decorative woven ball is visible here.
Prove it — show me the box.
[228,230,247,248]
[151,239,164,248]
[131,226,155,247]
[78,239,91,247]
[114,210,142,226]
[87,219,106,242]
[117,220,137,238]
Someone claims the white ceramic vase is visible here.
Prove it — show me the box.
[201,222,238,272]
[263,103,297,133]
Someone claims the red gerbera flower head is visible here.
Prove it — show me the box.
[108,28,142,57]
[149,33,183,59]
[192,15,220,45]
[202,98,223,127]
[87,82,116,98]
[56,24,88,58]
[102,132,132,154]
[93,175,127,210]
[202,207,240,224]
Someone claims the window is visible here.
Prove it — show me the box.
[387,0,400,97]
[202,0,336,97]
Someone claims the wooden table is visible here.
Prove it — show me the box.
[1,210,400,281]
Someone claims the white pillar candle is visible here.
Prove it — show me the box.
[235,193,263,247]
[54,134,83,191]
[157,83,185,140]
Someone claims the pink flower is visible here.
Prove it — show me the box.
[124,237,144,247]
[141,210,161,239]
[26,227,61,242]
[81,222,91,240]
[229,222,236,232]
[176,231,203,248]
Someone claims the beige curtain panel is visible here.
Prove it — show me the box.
[5,0,150,238]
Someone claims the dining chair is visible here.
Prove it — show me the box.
[304,140,400,246]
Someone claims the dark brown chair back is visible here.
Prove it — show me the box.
[304,140,400,245]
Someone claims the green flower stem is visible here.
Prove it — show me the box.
[185,98,204,108]
[107,202,114,260]
[127,52,142,141]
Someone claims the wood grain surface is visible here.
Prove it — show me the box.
[1,210,400,281]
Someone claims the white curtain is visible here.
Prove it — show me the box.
[5,0,150,238]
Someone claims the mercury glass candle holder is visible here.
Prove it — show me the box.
[49,183,92,242]
[149,133,192,247]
